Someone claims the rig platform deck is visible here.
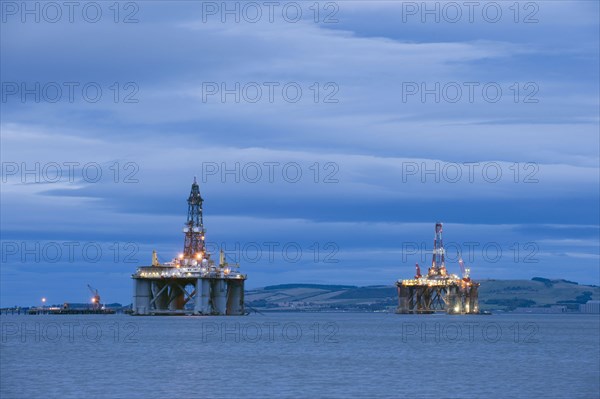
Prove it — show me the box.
[132,179,246,316]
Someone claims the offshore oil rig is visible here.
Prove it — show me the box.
[131,178,246,316]
[396,222,479,314]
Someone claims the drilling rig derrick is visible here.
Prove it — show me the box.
[396,223,479,315]
[131,179,247,316]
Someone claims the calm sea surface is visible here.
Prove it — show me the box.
[1,312,598,399]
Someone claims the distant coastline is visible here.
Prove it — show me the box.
[244,277,599,313]
[2,277,598,314]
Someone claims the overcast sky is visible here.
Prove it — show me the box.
[1,1,598,306]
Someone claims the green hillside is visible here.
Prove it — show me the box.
[246,278,599,312]
[478,278,598,310]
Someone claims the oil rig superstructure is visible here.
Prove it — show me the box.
[396,222,479,314]
[131,178,246,316]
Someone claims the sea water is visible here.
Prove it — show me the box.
[1,313,598,399]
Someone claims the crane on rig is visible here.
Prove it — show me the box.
[87,284,101,310]
[458,258,471,282]
[415,263,422,279]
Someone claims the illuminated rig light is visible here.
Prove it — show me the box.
[396,222,480,315]
[131,179,247,316]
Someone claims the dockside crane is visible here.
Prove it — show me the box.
[87,284,101,310]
